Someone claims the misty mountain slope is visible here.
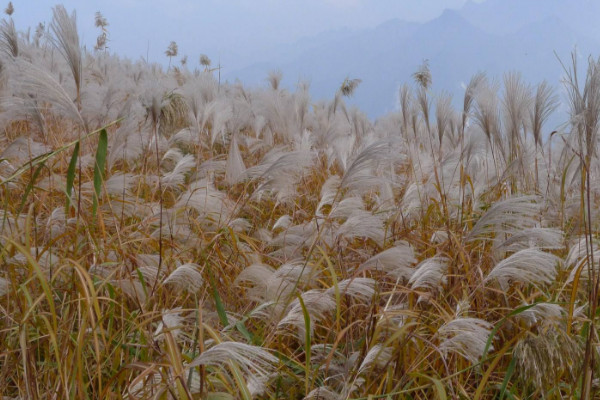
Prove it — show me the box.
[460,0,600,39]
[226,0,600,121]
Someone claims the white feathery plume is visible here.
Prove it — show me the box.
[485,248,560,289]
[50,5,82,97]
[249,149,316,200]
[104,173,138,196]
[108,126,147,167]
[195,159,227,179]
[187,342,278,380]
[328,278,377,303]
[134,265,162,287]
[358,241,416,280]
[9,247,59,271]
[46,206,69,239]
[236,261,314,305]
[169,128,199,150]
[163,263,204,293]
[0,277,9,297]
[0,136,51,165]
[162,154,195,189]
[496,227,564,252]
[0,18,19,57]
[431,230,449,244]
[175,179,233,225]
[228,217,252,233]
[437,317,493,364]
[161,147,184,168]
[357,344,393,374]
[154,308,185,342]
[111,279,147,303]
[329,197,365,220]
[335,210,385,246]
[468,195,541,240]
[340,140,397,192]
[273,215,292,231]
[316,175,341,218]
[269,221,318,259]
[304,387,341,400]
[136,253,161,268]
[225,134,246,185]
[235,263,276,302]
[409,256,449,291]
[5,58,85,127]
[565,237,600,284]
[246,375,270,397]
[517,303,565,327]
[278,289,336,339]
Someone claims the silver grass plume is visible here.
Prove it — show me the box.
[225,134,246,185]
[335,210,386,246]
[6,58,85,127]
[0,17,18,57]
[357,344,393,375]
[199,54,211,69]
[529,81,558,147]
[162,154,195,189]
[316,175,341,218]
[462,72,486,133]
[187,342,278,380]
[304,387,341,400]
[485,248,561,289]
[413,59,431,90]
[235,261,315,306]
[340,77,361,97]
[435,91,453,145]
[437,317,493,364]
[340,140,397,191]
[468,195,540,240]
[154,308,185,342]
[50,5,82,109]
[565,236,600,284]
[0,276,9,296]
[278,289,336,339]
[328,278,377,303]
[398,84,412,137]
[562,53,600,160]
[502,72,532,160]
[163,263,204,293]
[267,70,282,90]
[517,302,565,327]
[409,255,449,291]
[358,241,416,280]
[473,78,502,151]
[496,227,564,252]
[513,326,581,390]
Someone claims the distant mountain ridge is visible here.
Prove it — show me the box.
[225,0,600,123]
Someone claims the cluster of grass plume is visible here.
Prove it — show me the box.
[1,4,600,399]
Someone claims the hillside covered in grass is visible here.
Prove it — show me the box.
[1,4,600,399]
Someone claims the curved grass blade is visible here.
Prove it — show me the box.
[65,141,79,214]
[92,129,108,217]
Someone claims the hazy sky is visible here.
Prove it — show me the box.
[11,0,479,70]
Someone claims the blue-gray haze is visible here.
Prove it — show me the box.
[12,0,600,126]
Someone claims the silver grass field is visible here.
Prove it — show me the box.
[1,4,600,399]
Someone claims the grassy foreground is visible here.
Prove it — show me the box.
[1,5,599,399]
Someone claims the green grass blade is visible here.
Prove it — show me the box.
[0,119,121,187]
[65,141,79,214]
[92,129,108,216]
[17,162,46,216]
[499,357,516,399]
[297,294,311,395]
